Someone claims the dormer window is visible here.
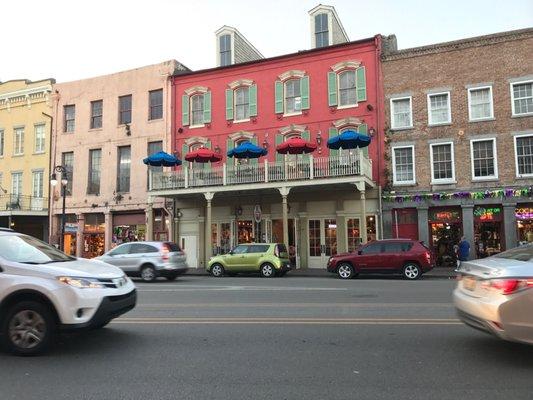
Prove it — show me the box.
[315,13,329,48]
[220,34,232,67]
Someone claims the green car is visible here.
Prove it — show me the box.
[207,243,292,278]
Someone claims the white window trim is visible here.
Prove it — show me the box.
[514,133,533,178]
[337,70,358,109]
[510,80,533,117]
[391,145,416,186]
[283,78,303,117]
[189,93,205,129]
[390,96,413,130]
[34,123,46,154]
[427,92,452,126]
[468,86,494,121]
[13,127,24,156]
[429,141,456,184]
[233,86,251,123]
[31,169,45,198]
[470,138,498,181]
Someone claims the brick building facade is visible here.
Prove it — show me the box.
[381,28,533,264]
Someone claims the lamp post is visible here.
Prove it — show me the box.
[51,166,68,251]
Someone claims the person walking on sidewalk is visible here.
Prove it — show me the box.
[457,236,470,266]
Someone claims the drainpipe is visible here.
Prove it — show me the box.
[375,35,385,239]
[42,110,54,243]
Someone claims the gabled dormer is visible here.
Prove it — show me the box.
[308,4,349,49]
[215,26,264,67]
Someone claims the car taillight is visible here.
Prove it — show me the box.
[484,278,533,295]
[161,245,170,261]
[425,252,431,263]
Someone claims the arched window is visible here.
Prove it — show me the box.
[338,70,356,107]
[284,79,302,114]
[188,142,203,170]
[234,87,250,121]
[190,94,204,126]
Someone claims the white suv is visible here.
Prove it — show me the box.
[0,229,136,355]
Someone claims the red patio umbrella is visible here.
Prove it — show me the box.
[276,136,317,154]
[184,147,223,163]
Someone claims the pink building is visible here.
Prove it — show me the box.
[50,61,188,257]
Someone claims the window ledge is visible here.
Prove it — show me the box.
[472,177,499,182]
[233,119,250,124]
[511,113,533,118]
[393,182,417,187]
[89,128,103,132]
[337,104,358,110]
[189,124,205,129]
[33,152,46,155]
[516,174,533,179]
[147,118,163,123]
[431,180,457,185]
[469,117,495,123]
[391,126,414,132]
[428,122,452,127]
[283,112,303,118]
[12,154,25,157]
[117,123,132,128]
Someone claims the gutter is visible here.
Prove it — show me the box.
[42,111,53,243]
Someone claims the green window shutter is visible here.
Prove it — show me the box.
[301,130,311,162]
[300,76,310,110]
[203,91,212,123]
[182,95,189,126]
[274,81,283,114]
[249,84,257,117]
[275,134,284,163]
[181,143,189,168]
[327,72,338,107]
[328,128,339,157]
[358,124,369,157]
[356,67,367,102]
[225,89,234,120]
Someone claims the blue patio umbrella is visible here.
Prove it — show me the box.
[327,130,371,150]
[143,151,182,167]
[227,141,267,159]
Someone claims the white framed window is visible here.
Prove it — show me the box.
[514,134,533,177]
[190,94,205,126]
[0,129,4,157]
[32,170,44,198]
[13,127,24,155]
[390,97,413,129]
[234,87,250,121]
[392,145,416,185]
[427,92,451,125]
[511,81,533,116]
[284,79,302,115]
[338,70,356,107]
[219,34,232,67]
[430,142,455,184]
[314,13,329,48]
[34,124,46,153]
[11,172,23,196]
[468,86,494,121]
[470,138,497,180]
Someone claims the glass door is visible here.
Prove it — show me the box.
[308,218,337,268]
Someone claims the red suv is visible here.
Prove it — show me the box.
[326,239,434,280]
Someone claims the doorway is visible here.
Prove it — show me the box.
[308,218,337,268]
[180,235,198,268]
[271,219,298,267]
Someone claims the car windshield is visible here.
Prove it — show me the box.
[493,244,533,262]
[0,234,75,264]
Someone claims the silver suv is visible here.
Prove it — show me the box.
[96,241,188,282]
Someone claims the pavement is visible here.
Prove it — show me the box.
[1,276,531,400]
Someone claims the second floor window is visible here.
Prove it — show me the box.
[430,143,455,183]
[34,124,45,153]
[428,92,451,125]
[468,87,493,121]
[117,146,131,192]
[285,79,302,114]
[119,95,132,125]
[149,89,163,120]
[220,34,232,66]
[147,141,163,188]
[32,170,44,198]
[0,129,4,157]
[14,127,24,155]
[88,149,102,195]
[515,135,533,177]
[471,139,497,179]
[315,13,329,48]
[11,172,23,196]
[338,70,356,107]
[64,105,75,133]
[390,97,413,129]
[90,100,103,129]
[191,94,205,126]
[392,146,415,185]
[511,81,533,116]
[62,152,74,195]
[234,87,250,121]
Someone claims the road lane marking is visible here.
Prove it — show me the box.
[136,286,350,292]
[135,302,453,308]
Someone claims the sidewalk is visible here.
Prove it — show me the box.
[186,267,456,279]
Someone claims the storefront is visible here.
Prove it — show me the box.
[63,214,78,256]
[428,207,462,266]
[391,208,418,240]
[516,205,533,245]
[112,212,146,247]
[474,206,504,258]
[153,209,169,241]
[83,213,105,258]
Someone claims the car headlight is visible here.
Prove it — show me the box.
[58,277,105,289]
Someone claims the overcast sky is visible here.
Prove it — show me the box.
[2,0,532,83]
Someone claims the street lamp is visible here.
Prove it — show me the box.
[51,166,68,251]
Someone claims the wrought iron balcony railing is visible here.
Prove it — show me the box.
[1,194,49,212]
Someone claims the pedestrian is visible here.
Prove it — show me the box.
[458,236,470,265]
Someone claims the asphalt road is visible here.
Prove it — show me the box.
[1,275,532,400]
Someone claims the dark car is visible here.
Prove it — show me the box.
[326,239,434,280]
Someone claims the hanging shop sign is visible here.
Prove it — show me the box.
[429,208,461,223]
[515,207,533,220]
[474,206,502,222]
[254,205,262,223]
[64,222,78,233]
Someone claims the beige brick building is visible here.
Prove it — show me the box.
[381,28,533,263]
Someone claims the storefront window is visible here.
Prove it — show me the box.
[516,206,533,245]
[347,218,360,252]
[83,213,105,258]
[211,223,218,255]
[153,209,169,241]
[366,215,377,242]
[112,225,146,246]
[220,223,232,254]
[474,206,503,258]
[237,220,254,243]
[429,207,462,267]
[62,214,78,255]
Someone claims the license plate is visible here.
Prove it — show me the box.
[463,276,476,291]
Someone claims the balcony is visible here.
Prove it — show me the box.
[149,153,373,194]
[0,194,49,215]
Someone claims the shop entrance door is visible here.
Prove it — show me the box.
[308,218,337,268]
[180,235,198,268]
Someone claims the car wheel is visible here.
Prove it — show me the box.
[337,262,355,279]
[210,263,225,277]
[260,263,275,278]
[1,301,56,356]
[403,263,421,280]
[140,265,157,282]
